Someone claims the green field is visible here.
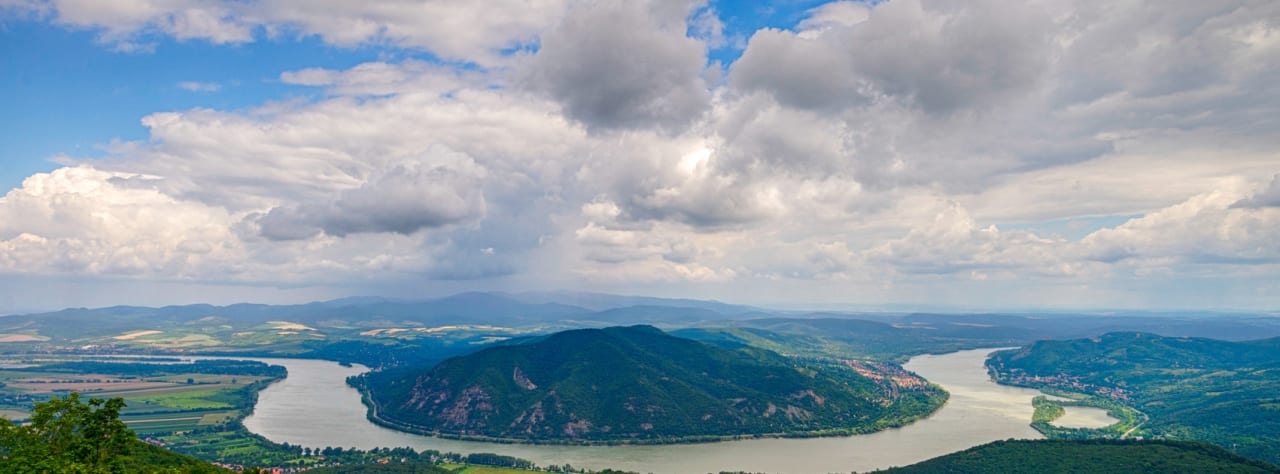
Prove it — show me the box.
[0,358,283,438]
[121,409,242,435]
[441,464,540,474]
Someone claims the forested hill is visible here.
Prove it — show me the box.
[874,439,1280,473]
[356,325,946,443]
[989,331,1280,373]
[988,332,1280,463]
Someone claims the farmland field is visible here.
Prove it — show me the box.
[0,357,285,437]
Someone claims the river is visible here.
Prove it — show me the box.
[231,348,1112,473]
[1053,406,1119,429]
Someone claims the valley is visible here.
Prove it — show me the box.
[5,294,1280,472]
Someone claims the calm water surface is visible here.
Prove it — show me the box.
[1052,406,1119,429]
[239,349,1048,473]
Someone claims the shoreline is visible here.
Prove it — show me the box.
[348,375,949,447]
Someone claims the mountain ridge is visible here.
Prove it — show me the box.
[355,325,947,443]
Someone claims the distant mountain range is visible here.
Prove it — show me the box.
[0,292,758,334]
[6,291,1280,368]
[355,325,946,443]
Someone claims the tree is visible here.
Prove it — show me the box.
[0,393,133,473]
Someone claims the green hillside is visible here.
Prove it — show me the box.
[356,325,945,443]
[875,439,1280,473]
[988,332,1280,462]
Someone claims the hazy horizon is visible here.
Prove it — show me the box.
[4,287,1277,318]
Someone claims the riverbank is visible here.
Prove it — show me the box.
[349,371,949,447]
[233,348,1052,473]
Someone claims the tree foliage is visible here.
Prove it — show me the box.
[988,332,1280,462]
[0,393,225,473]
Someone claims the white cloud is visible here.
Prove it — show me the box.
[253,147,488,240]
[49,0,252,50]
[525,0,711,131]
[735,0,1052,114]
[3,0,1280,308]
[1233,174,1280,209]
[0,166,239,278]
[15,0,569,63]
[797,1,870,36]
[865,201,1078,277]
[176,80,220,92]
[279,60,483,97]
[1081,184,1280,266]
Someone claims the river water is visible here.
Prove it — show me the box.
[233,348,1113,473]
[1053,406,1119,429]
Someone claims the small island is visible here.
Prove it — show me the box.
[351,325,946,444]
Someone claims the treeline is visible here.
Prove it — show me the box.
[1028,395,1143,439]
[166,423,558,472]
[30,359,287,378]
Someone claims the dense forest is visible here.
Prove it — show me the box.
[874,439,1280,473]
[988,332,1280,462]
[357,325,946,443]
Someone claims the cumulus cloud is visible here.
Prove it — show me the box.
[526,0,711,131]
[724,0,1280,195]
[0,64,589,284]
[1232,174,1280,209]
[865,202,1075,276]
[0,167,238,277]
[3,0,1280,307]
[12,0,568,63]
[571,221,737,283]
[1082,186,1280,266]
[724,0,1065,191]
[733,0,1051,114]
[254,148,487,240]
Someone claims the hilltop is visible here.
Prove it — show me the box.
[874,439,1280,473]
[355,325,946,443]
[988,332,1280,463]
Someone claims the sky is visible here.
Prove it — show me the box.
[1,0,1278,312]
